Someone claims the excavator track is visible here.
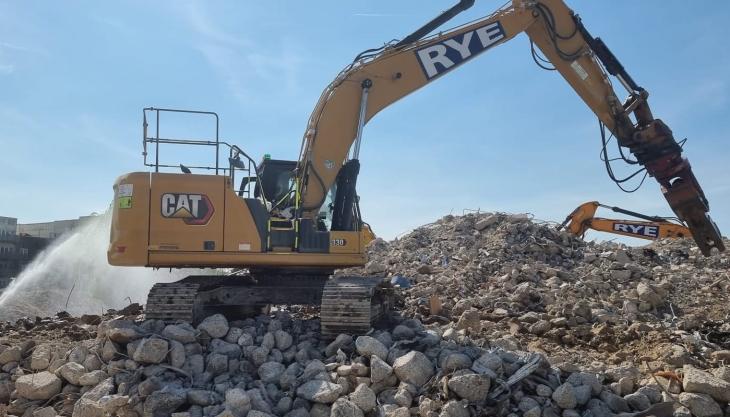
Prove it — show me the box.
[145,282,200,322]
[320,276,394,338]
[144,274,394,337]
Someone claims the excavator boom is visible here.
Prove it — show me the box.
[296,0,723,254]
[559,201,692,242]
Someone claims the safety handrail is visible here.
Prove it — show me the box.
[143,107,221,174]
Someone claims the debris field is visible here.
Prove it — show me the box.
[1,212,729,417]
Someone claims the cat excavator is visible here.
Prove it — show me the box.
[108,0,725,336]
[558,201,692,241]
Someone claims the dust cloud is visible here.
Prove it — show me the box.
[0,211,201,321]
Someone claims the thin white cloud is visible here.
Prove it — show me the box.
[194,42,249,102]
[0,38,48,75]
[184,2,251,48]
[90,15,133,35]
[352,13,404,17]
[660,74,728,125]
[0,105,40,136]
[0,38,48,57]
[0,42,20,74]
[78,114,139,160]
[0,41,30,52]
[179,2,302,103]
[689,77,728,108]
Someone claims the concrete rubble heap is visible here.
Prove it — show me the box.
[0,212,729,417]
[357,213,730,371]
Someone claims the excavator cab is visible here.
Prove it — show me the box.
[109,107,372,268]
[254,158,296,205]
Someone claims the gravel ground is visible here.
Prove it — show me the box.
[1,212,729,417]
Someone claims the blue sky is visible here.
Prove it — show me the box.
[0,1,728,242]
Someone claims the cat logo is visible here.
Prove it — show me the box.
[161,193,214,225]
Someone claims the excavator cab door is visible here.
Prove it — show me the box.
[256,159,297,206]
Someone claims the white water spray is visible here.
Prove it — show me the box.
[0,211,197,321]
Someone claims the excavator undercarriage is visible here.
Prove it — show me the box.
[146,272,394,338]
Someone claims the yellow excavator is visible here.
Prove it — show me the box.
[108,0,725,335]
[558,201,691,241]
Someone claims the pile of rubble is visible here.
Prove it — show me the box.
[1,212,729,417]
[2,309,730,417]
[355,213,730,371]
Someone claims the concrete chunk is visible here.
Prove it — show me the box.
[683,365,730,402]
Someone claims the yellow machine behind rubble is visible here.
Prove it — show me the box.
[558,201,691,241]
[108,0,725,336]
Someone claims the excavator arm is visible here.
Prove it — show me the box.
[559,201,692,242]
[296,0,724,255]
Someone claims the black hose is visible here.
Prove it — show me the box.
[300,163,329,212]
[598,119,648,193]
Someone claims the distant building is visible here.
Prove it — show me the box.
[0,214,95,289]
[17,215,95,239]
[0,217,15,234]
[0,216,23,288]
